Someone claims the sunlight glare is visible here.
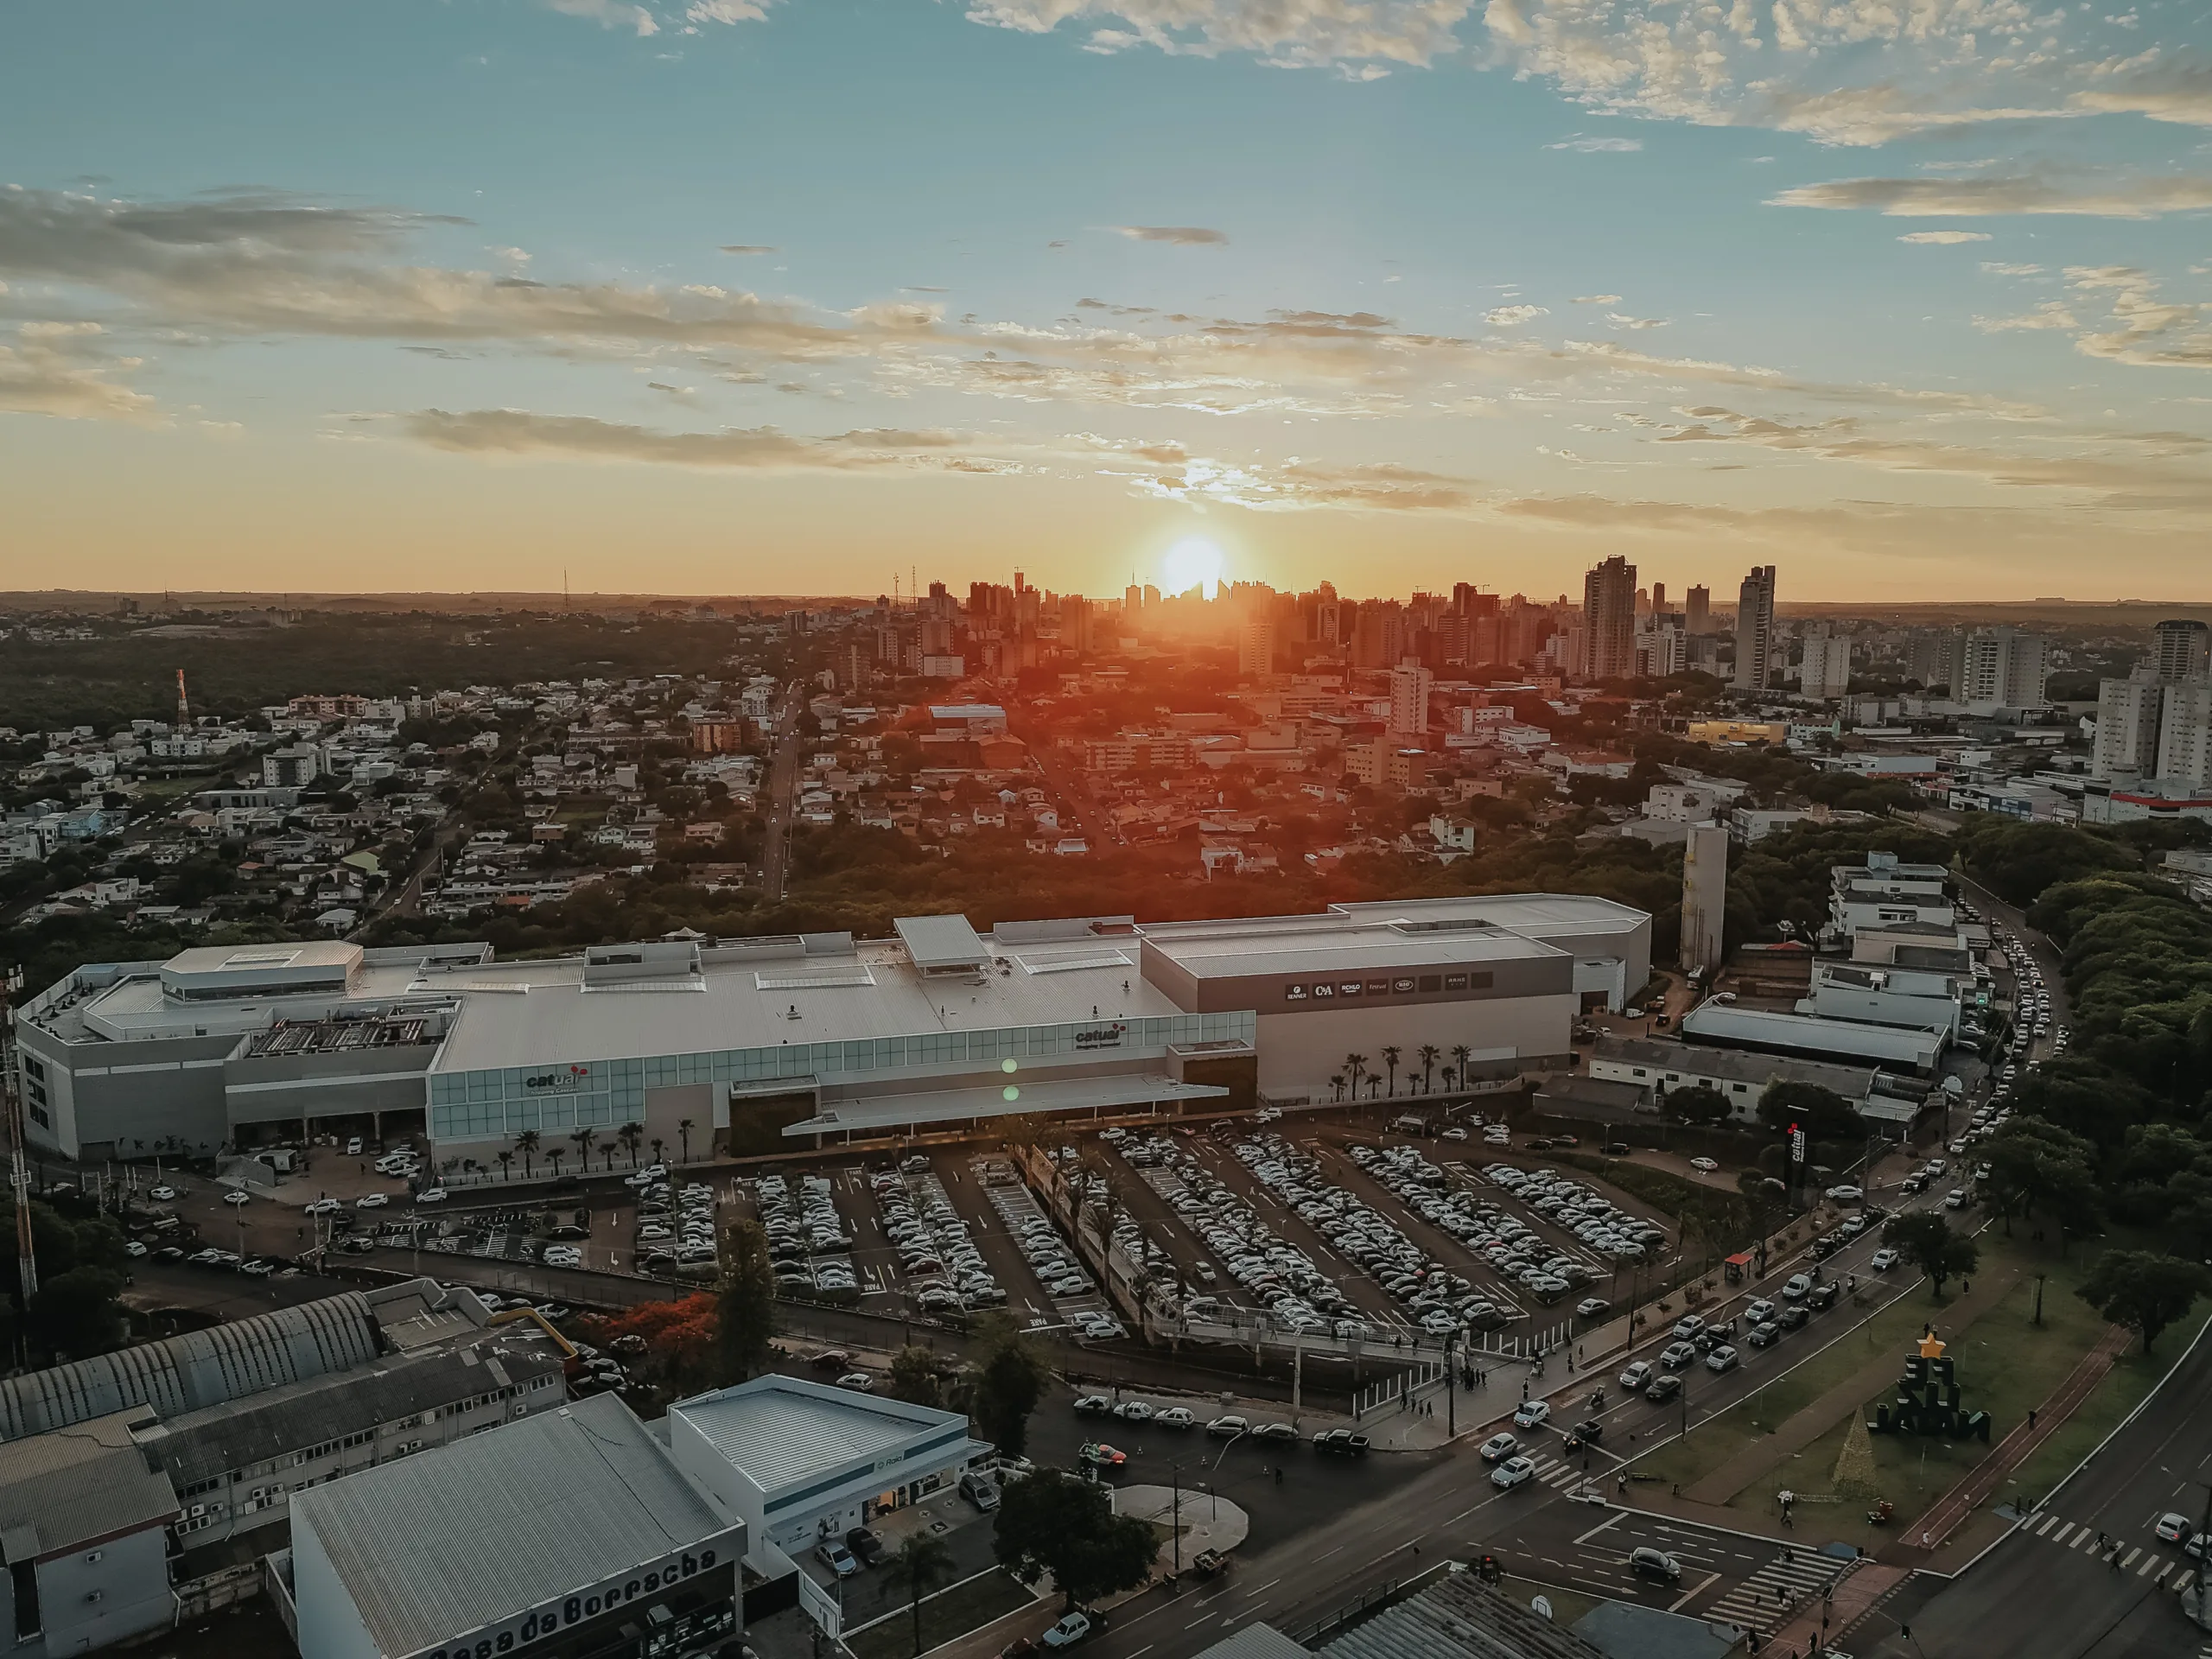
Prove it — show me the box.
[1160,537,1225,599]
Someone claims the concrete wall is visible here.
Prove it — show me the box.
[2,1525,180,1658]
[16,1023,238,1160]
[286,1508,381,1659]
[1253,994,1576,1099]
[221,1044,440,1129]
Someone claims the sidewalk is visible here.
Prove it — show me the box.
[1764,1560,1911,1656]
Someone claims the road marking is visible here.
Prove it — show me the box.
[2050,1523,2074,1545]
[1313,1544,1344,1560]
[1243,1580,1281,1598]
[1574,1513,1624,1547]
[2137,1552,2158,1576]
[2174,1570,2194,1592]
[2123,1547,2141,1569]
[1670,1571,1720,1614]
[1185,1613,1217,1629]
[2036,1514,2059,1536]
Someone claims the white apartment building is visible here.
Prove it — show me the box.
[1798,625,1853,701]
[1956,626,2050,715]
[1388,661,1433,737]
[1732,566,1777,691]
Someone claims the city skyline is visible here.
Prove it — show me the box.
[4,3,2212,600]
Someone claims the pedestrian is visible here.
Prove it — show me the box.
[2028,1408,2037,1429]
[1522,1380,1529,1402]
[1963,1278,1971,1294]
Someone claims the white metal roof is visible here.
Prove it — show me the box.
[671,1376,969,1498]
[1679,1001,1945,1070]
[894,913,992,971]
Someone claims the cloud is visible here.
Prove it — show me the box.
[1605,312,1668,330]
[1109,225,1230,245]
[1981,263,2044,276]
[397,407,978,471]
[0,188,940,359]
[718,244,779,255]
[2064,267,2212,369]
[0,320,156,422]
[1546,136,1642,152]
[1773,175,2212,220]
[685,0,773,20]
[546,0,658,36]
[964,0,1469,72]
[1973,302,2080,334]
[1571,295,1622,305]
[1897,231,1993,245]
[1484,304,1548,327]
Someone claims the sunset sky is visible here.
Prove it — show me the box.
[4,1,2212,601]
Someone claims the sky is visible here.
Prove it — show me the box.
[3,1,2212,604]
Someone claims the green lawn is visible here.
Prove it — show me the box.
[845,1569,1040,1659]
[2008,1311,2212,1501]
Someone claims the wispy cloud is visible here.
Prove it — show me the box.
[1484,304,1548,327]
[0,321,156,422]
[1109,225,1230,245]
[718,244,779,256]
[545,0,658,37]
[1897,231,1993,245]
[1774,174,2212,220]
[1546,135,1642,152]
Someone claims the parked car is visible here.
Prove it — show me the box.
[1040,1612,1099,1649]
[959,1471,1001,1511]
[815,1541,858,1579]
[1111,1400,1154,1423]
[1072,1394,1114,1415]
[1313,1428,1370,1455]
[1253,1421,1297,1443]
[846,1528,887,1567]
[1206,1414,1249,1438]
[836,1372,875,1391]
[1155,1407,1196,1429]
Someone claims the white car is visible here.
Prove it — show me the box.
[416,1188,448,1205]
[1040,1612,1095,1649]
[124,1239,149,1257]
[1491,1456,1537,1490]
[1871,1248,1900,1272]
[305,1198,342,1216]
[1618,1360,1653,1391]
[1206,1414,1249,1438]
[1688,1157,1719,1173]
[1783,1274,1813,1300]
[223,1189,252,1206]
[1480,1432,1521,1462]
[1111,1400,1154,1422]
[356,1192,389,1208]
[1154,1407,1195,1429]
[1513,1400,1551,1430]
[149,1185,178,1201]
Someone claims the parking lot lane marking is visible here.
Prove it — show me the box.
[1573,1513,1624,1547]
[1670,1571,1720,1613]
[1243,1580,1281,1598]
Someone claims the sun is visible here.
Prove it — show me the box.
[1160,537,1225,599]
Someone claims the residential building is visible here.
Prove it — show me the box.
[2154,617,2211,683]
[2094,674,2166,778]
[1387,660,1433,738]
[1684,584,1712,635]
[1956,626,2049,715]
[1798,624,1853,700]
[260,745,322,788]
[1582,556,1637,681]
[2158,678,2212,789]
[1732,565,1777,691]
[1237,618,1277,677]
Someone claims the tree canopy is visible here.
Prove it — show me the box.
[2077,1249,2210,1355]
[994,1471,1160,1611]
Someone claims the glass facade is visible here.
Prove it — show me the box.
[427,1011,1252,1142]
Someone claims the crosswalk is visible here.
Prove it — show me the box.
[1701,1550,1848,1631]
[2022,1510,2197,1592]
[1520,1452,1609,1495]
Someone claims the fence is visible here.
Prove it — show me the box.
[1287,1560,1462,1644]
[1352,1360,1445,1420]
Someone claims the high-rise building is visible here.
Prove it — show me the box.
[1582,555,1637,681]
[2153,618,2211,683]
[2094,675,2166,778]
[1637,626,1686,679]
[1732,566,1777,692]
[1680,822,1728,977]
[1798,624,1853,701]
[1124,582,1143,613]
[2156,680,2212,789]
[1956,626,2050,713]
[1388,660,1433,737]
[1651,582,1667,615]
[1237,619,1277,677]
[1685,585,1712,636]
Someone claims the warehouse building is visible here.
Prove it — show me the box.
[11,895,1647,1165]
[281,1392,743,1659]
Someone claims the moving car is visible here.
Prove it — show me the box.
[1688,1157,1719,1173]
[1645,1375,1683,1404]
[1513,1400,1551,1430]
[1618,1360,1654,1391]
[836,1372,875,1391]
[223,1190,252,1206]
[1745,1320,1781,1348]
[356,1192,388,1209]
[1564,1418,1605,1447]
[1313,1428,1370,1455]
[1040,1612,1099,1649]
[2157,1513,2193,1544]
[1871,1248,1900,1272]
[1491,1456,1537,1490]
[1705,1344,1739,1374]
[1576,1297,1611,1319]
[1480,1432,1521,1463]
[1629,1547,1682,1582]
[1783,1274,1813,1300]
[1660,1342,1699,1371]
[1077,1442,1127,1470]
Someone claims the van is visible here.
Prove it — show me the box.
[1392,1116,1427,1135]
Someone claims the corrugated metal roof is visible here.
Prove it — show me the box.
[672,1376,967,1496]
[0,1292,381,1441]
[1315,1570,1600,1659]
[294,1394,733,1658]
[1190,1625,1311,1659]
[0,1410,176,1557]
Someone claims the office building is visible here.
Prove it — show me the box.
[2154,617,2211,683]
[1955,626,2049,714]
[1684,585,1712,636]
[15,898,1649,1163]
[1798,624,1853,701]
[1732,566,1777,691]
[1387,660,1433,737]
[1678,823,1728,979]
[1827,851,1955,941]
[1581,556,1637,681]
[283,1393,743,1659]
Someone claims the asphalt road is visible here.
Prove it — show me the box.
[1853,1318,2212,1658]
[761,683,803,904]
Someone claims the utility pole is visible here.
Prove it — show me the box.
[1446,1334,1456,1437]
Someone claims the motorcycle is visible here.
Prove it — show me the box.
[1867,1499,1896,1526]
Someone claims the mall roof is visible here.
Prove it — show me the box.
[895,913,992,972]
[293,1394,734,1659]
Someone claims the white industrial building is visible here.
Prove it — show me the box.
[1588,1036,1926,1127]
[1827,853,1955,943]
[1801,960,1969,1039]
[12,896,1647,1165]
[1679,998,1948,1076]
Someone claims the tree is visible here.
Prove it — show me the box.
[1416,1044,1440,1096]
[1664,1083,1732,1128]
[1450,1044,1471,1091]
[569,1126,596,1173]
[1329,1074,1346,1103]
[1344,1054,1368,1098]
[678,1117,696,1164]
[1980,1119,2103,1244]
[515,1128,541,1178]
[1382,1046,1402,1097]
[995,1470,1160,1611]
[1756,1081,1861,1147]
[887,1344,944,1408]
[618,1122,645,1169]
[1883,1212,1980,1299]
[969,1317,1048,1458]
[887,1532,956,1657]
[497,1150,514,1183]
[2078,1250,2210,1354]
[715,1216,778,1382]
[29,1265,128,1358]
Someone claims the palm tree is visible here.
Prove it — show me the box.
[1440,1065,1458,1094]
[548,1148,565,1179]
[1381,1046,1402,1097]
[1345,1053,1368,1099]
[1450,1045,1471,1095]
[1416,1044,1440,1096]
[887,1533,955,1657]
[1367,1075,1382,1100]
[651,1137,665,1168]
[570,1127,596,1173]
[677,1117,695,1165]
[497,1150,513,1183]
[1330,1074,1346,1103]
[515,1129,541,1178]
[618,1123,644,1168]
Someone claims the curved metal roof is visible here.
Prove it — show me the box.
[0,1292,380,1441]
